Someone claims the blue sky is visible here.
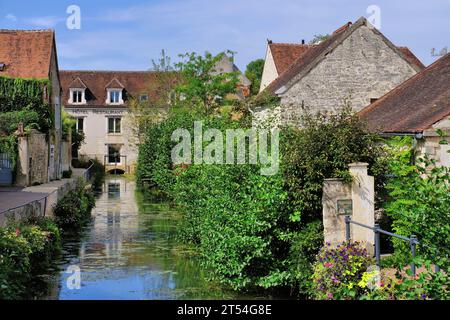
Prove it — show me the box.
[1,0,448,71]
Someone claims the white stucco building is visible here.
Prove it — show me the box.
[61,71,177,173]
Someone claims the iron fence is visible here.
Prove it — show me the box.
[344,216,443,277]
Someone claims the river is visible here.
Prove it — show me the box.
[37,177,261,300]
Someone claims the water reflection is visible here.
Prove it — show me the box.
[41,177,241,300]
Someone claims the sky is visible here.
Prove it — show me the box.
[0,0,449,71]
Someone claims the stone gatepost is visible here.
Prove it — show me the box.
[322,162,375,254]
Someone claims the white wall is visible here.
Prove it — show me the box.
[259,46,279,92]
[66,107,138,171]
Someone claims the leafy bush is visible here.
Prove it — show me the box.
[90,159,105,191]
[62,169,73,179]
[0,218,61,299]
[281,106,387,223]
[53,180,95,229]
[312,242,374,300]
[384,138,450,270]
[0,76,53,134]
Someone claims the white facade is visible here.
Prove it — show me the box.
[67,107,138,173]
[259,46,279,92]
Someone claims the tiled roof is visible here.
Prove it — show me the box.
[61,70,179,108]
[266,17,424,95]
[0,29,55,79]
[359,53,450,134]
[269,43,316,74]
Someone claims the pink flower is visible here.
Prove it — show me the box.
[327,293,334,299]
[15,228,21,237]
[324,262,333,268]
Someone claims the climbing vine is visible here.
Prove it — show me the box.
[0,76,53,134]
[0,76,53,163]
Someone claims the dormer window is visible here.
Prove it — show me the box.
[69,88,86,104]
[107,89,123,105]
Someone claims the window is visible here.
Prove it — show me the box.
[108,89,123,104]
[107,144,121,164]
[370,98,378,104]
[76,118,84,132]
[108,117,121,134]
[69,89,86,104]
[139,94,149,102]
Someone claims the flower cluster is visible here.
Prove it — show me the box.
[312,242,374,300]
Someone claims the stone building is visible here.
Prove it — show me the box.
[260,17,424,126]
[212,52,251,100]
[60,71,178,174]
[359,53,450,167]
[0,29,63,185]
[259,41,316,92]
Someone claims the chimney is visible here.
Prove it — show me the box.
[301,39,305,45]
[267,39,272,44]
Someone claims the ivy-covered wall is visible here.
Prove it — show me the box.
[0,76,53,166]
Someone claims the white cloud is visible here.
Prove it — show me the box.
[5,14,17,22]
[25,16,63,28]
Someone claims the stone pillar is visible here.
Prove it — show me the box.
[322,162,375,254]
[322,178,352,245]
[349,163,375,253]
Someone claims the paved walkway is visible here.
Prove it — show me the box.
[0,189,47,213]
[0,178,79,214]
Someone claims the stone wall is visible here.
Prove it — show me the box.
[419,118,450,167]
[15,130,49,187]
[279,25,418,126]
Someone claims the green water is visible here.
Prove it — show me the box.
[38,177,261,300]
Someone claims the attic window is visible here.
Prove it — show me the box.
[107,89,123,105]
[69,88,86,104]
[370,98,378,104]
[0,63,5,71]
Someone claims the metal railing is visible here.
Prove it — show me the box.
[84,159,95,181]
[344,216,442,277]
[0,189,57,218]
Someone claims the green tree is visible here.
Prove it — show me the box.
[174,51,239,111]
[245,59,265,96]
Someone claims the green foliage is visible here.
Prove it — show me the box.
[174,163,287,291]
[62,169,73,178]
[0,218,60,300]
[281,106,387,223]
[90,159,106,191]
[136,105,387,296]
[175,51,239,110]
[53,179,96,229]
[245,59,265,96]
[384,137,450,270]
[0,76,53,134]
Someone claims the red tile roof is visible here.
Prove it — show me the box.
[61,70,179,107]
[265,17,424,95]
[269,43,316,74]
[359,53,450,134]
[0,29,55,79]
